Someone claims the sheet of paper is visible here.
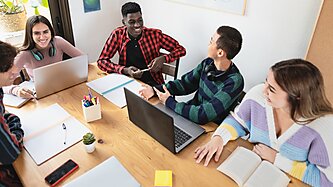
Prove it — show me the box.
[21,103,71,139]
[217,146,261,186]
[244,161,290,187]
[20,103,90,165]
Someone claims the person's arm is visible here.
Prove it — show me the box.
[164,75,244,125]
[194,99,251,166]
[0,114,24,165]
[3,85,34,99]
[155,61,204,96]
[97,31,125,74]
[159,32,186,64]
[57,36,84,57]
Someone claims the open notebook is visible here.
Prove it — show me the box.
[86,74,141,108]
[3,81,35,108]
[20,103,90,165]
[217,146,290,187]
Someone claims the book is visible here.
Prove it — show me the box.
[20,103,91,165]
[3,81,35,108]
[154,170,172,187]
[64,156,141,187]
[86,73,141,108]
[217,146,290,187]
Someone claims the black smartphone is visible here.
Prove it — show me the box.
[45,159,79,186]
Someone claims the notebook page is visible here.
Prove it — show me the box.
[217,147,261,186]
[244,161,290,187]
[86,74,133,94]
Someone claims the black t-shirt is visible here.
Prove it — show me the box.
[126,33,158,86]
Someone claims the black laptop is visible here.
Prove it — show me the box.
[124,88,205,153]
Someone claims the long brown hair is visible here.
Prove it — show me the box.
[271,59,333,124]
[21,15,55,51]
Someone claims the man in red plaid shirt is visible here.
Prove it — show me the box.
[97,2,186,86]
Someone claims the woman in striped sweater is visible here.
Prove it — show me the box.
[195,59,333,186]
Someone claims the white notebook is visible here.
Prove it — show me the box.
[21,103,90,165]
[86,74,141,108]
[64,156,141,187]
[3,81,35,108]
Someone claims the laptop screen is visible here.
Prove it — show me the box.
[33,55,88,99]
[124,88,176,153]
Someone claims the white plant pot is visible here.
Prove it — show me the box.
[84,142,96,153]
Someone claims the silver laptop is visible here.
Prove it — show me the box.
[64,156,141,187]
[33,55,88,99]
[124,88,205,153]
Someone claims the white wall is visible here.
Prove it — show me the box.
[120,0,323,91]
[70,0,322,91]
[68,0,122,62]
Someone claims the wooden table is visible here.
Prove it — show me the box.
[11,64,307,187]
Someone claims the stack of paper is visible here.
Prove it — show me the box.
[86,74,141,108]
[21,103,90,165]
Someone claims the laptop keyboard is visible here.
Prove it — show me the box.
[174,126,192,148]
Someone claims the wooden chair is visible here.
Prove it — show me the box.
[161,58,180,80]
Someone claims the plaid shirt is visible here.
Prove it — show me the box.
[0,88,24,165]
[97,26,186,84]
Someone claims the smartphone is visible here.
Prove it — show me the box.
[45,159,79,186]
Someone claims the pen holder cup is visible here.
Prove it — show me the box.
[82,100,101,122]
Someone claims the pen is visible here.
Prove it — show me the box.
[88,88,93,99]
[141,68,150,72]
[62,123,67,145]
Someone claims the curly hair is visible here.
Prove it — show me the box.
[121,2,141,17]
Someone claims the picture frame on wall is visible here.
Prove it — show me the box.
[83,0,101,13]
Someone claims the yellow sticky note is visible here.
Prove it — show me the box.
[154,170,172,187]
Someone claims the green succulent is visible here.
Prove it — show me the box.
[83,132,96,145]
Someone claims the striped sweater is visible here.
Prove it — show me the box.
[157,57,244,125]
[0,88,24,165]
[213,84,333,187]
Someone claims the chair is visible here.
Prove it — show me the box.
[161,58,180,80]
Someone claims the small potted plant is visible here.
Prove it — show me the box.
[83,132,96,153]
[0,0,49,33]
